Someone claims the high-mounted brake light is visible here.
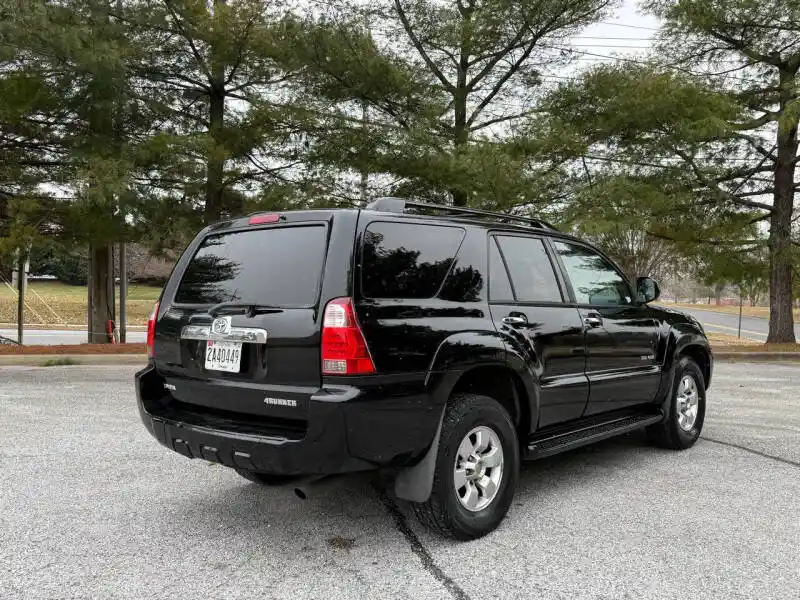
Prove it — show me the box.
[146,301,159,358]
[248,213,281,225]
[321,298,375,375]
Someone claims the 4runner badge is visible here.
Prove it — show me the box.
[264,397,297,408]
[212,316,232,335]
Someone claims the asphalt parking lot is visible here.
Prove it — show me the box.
[1,363,798,600]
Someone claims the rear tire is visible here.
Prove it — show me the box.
[412,393,519,540]
[235,470,296,486]
[647,356,706,450]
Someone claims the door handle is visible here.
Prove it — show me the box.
[583,316,603,328]
[502,315,527,326]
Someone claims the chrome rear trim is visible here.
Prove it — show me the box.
[180,325,267,344]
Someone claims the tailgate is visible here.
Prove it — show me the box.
[152,213,350,419]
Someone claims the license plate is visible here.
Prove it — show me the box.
[204,340,242,373]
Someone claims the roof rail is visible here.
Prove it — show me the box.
[365,197,557,230]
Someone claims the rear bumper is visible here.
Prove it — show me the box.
[135,365,440,475]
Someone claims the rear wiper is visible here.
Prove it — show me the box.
[208,302,284,317]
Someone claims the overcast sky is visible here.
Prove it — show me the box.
[566,0,662,74]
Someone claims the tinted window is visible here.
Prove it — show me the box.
[361,222,465,299]
[489,238,514,302]
[554,242,633,306]
[175,225,327,307]
[496,236,562,303]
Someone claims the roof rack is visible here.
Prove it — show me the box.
[365,197,557,230]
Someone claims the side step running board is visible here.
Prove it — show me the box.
[526,413,663,460]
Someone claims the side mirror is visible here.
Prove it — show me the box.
[637,277,660,303]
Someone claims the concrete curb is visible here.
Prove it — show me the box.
[714,352,800,362]
[0,354,147,367]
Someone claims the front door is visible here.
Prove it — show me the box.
[551,241,661,415]
[488,235,589,429]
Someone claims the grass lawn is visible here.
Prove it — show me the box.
[0,281,161,326]
[671,302,800,321]
[707,332,800,352]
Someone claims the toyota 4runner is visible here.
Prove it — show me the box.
[135,198,712,540]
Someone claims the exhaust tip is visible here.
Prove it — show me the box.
[293,488,308,500]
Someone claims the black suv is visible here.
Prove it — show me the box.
[135,199,712,540]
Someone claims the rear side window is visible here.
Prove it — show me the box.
[361,222,465,299]
[489,238,514,302]
[175,225,327,307]
[496,236,562,303]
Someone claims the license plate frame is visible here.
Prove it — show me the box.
[204,340,243,373]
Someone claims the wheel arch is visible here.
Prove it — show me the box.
[449,365,532,439]
[396,337,538,503]
[678,343,712,390]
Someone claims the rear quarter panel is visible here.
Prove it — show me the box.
[348,221,503,462]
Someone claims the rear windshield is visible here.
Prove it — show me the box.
[175,225,327,307]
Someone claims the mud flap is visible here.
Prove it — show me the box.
[394,410,445,503]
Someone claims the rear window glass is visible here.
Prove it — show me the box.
[361,222,465,299]
[175,225,327,307]
[489,238,514,302]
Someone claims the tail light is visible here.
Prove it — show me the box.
[321,297,375,375]
[146,301,159,358]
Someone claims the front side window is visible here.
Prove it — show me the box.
[554,242,633,306]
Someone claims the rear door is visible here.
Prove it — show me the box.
[152,211,355,420]
[488,234,589,429]
[551,240,661,415]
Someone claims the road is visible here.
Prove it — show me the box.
[657,305,800,342]
[1,364,798,600]
[0,328,146,345]
[2,305,796,347]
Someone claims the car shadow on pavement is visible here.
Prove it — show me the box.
[165,430,659,541]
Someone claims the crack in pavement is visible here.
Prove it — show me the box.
[375,486,471,600]
[703,436,800,468]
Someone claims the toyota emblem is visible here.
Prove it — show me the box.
[212,317,231,335]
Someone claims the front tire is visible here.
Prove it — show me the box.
[413,393,519,540]
[647,356,706,450]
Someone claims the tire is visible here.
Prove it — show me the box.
[235,470,297,486]
[647,356,706,450]
[412,393,519,540]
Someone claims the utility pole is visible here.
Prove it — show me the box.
[16,249,25,345]
[738,286,744,339]
[119,242,127,343]
[108,244,115,341]
[87,250,93,343]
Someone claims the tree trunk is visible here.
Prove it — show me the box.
[204,0,227,224]
[88,244,113,344]
[767,70,798,344]
[450,7,472,207]
[205,90,225,223]
[714,283,724,305]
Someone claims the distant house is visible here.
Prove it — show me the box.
[127,245,176,285]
